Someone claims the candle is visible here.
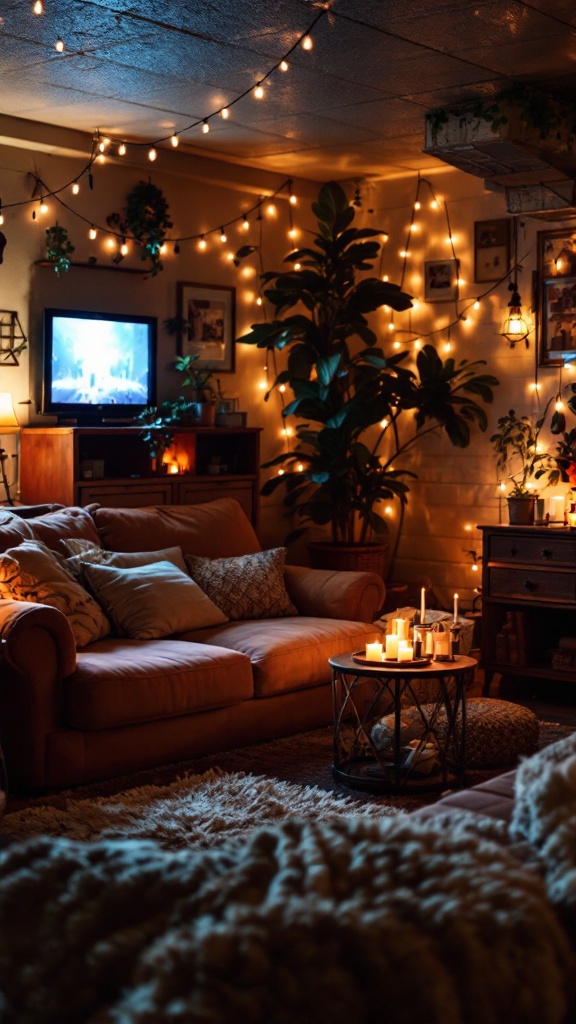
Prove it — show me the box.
[425,630,434,655]
[385,634,399,659]
[420,587,426,624]
[394,618,409,640]
[398,643,414,662]
[453,593,459,623]
[365,641,383,661]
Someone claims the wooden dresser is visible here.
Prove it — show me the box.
[479,523,576,695]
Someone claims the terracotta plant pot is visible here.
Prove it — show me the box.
[192,402,216,427]
[507,495,536,526]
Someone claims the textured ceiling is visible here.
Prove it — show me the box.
[0,0,573,181]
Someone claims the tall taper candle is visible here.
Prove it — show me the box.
[453,593,459,623]
[420,587,426,624]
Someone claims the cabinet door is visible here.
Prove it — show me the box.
[175,480,255,521]
[77,481,173,507]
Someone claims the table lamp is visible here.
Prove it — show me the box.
[0,392,19,506]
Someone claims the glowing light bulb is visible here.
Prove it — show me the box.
[382,274,389,282]
[445,235,453,245]
[277,468,285,476]
[500,481,506,492]
[259,380,267,390]
[226,252,235,261]
[296,463,304,472]
[414,338,422,350]
[54,37,64,52]
[256,296,263,306]
[89,226,97,240]
[380,418,388,428]
[106,236,116,250]
[414,200,421,210]
[219,107,230,119]
[430,199,439,210]
[457,277,464,286]
[473,299,480,310]
[148,147,157,162]
[171,134,179,147]
[289,193,297,205]
[384,506,393,516]
[399,250,410,258]
[471,562,479,572]
[71,182,79,195]
[382,233,389,242]
[529,382,540,392]
[409,223,419,232]
[387,322,395,332]
[556,398,565,411]
[198,235,207,251]
[202,120,210,134]
[444,341,451,353]
[118,142,126,156]
[160,244,167,255]
[293,262,301,271]
[279,60,289,72]
[393,340,401,349]
[120,242,128,256]
[0,214,4,226]
[279,384,286,393]
[253,83,265,99]
[288,227,297,239]
[242,216,249,231]
[219,227,227,243]
[33,0,43,13]
[40,200,48,214]
[301,34,313,50]
[267,202,276,216]
[556,258,563,271]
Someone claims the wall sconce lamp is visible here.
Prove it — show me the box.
[499,282,530,348]
[0,393,19,506]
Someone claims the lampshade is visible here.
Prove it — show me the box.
[0,392,19,430]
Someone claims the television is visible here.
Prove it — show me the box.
[42,308,157,424]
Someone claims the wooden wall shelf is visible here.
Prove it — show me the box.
[34,260,148,275]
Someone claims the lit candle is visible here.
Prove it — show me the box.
[453,593,459,622]
[385,634,399,659]
[365,641,383,662]
[420,587,426,624]
[425,630,434,655]
[394,618,409,640]
[398,643,414,662]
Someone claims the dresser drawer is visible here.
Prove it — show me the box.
[490,533,576,566]
[489,566,576,603]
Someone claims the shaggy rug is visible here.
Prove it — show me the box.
[1,769,401,848]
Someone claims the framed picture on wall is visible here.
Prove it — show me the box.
[177,282,236,371]
[537,227,576,366]
[474,218,511,283]
[424,258,459,302]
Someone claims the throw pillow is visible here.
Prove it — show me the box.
[0,540,110,648]
[185,547,298,621]
[82,560,228,640]
[62,538,187,579]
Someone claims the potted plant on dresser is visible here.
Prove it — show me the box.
[490,408,558,524]
[237,181,498,579]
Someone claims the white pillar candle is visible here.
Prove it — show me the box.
[385,634,399,659]
[425,630,434,655]
[420,587,426,623]
[398,643,414,662]
[393,618,409,640]
[453,593,459,622]
[365,641,383,661]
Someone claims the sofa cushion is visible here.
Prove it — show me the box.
[90,498,261,558]
[65,639,254,729]
[0,540,110,648]
[0,506,102,555]
[63,538,187,578]
[182,617,382,696]
[185,548,297,621]
[82,561,228,640]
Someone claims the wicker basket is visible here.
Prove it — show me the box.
[307,541,388,577]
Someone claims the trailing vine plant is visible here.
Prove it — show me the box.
[107,180,172,275]
[45,224,75,276]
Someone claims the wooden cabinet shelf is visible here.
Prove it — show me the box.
[20,425,261,526]
[479,524,576,694]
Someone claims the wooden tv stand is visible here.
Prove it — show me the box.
[20,425,261,526]
[479,523,576,695]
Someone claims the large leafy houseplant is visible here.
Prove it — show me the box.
[237,182,498,575]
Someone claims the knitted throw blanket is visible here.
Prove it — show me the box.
[0,811,572,1024]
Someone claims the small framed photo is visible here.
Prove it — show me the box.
[177,282,236,371]
[424,259,459,302]
[474,219,511,283]
[537,228,576,366]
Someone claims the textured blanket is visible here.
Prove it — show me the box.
[0,810,573,1024]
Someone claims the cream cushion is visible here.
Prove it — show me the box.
[0,539,110,648]
[185,547,297,621]
[83,560,228,640]
[63,538,187,578]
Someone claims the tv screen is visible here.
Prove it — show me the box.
[42,308,157,423]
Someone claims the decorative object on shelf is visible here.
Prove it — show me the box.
[0,311,28,365]
[474,218,511,283]
[237,181,498,581]
[45,224,75,276]
[0,392,19,505]
[106,181,172,276]
[174,282,235,371]
[536,226,576,366]
[423,258,459,302]
[490,408,558,525]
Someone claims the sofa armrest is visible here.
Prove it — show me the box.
[284,565,385,622]
[0,600,77,787]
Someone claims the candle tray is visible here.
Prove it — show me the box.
[353,652,432,668]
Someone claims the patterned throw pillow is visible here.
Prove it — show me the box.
[62,538,187,579]
[185,547,298,621]
[82,560,228,640]
[0,540,110,648]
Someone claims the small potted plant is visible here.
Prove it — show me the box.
[174,354,217,426]
[490,409,557,524]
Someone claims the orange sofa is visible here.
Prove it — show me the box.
[0,499,384,790]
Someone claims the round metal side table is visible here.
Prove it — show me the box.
[329,652,477,795]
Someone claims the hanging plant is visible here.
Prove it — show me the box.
[106,180,172,276]
[45,224,75,276]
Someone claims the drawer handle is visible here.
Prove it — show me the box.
[523,579,536,591]
[541,548,552,559]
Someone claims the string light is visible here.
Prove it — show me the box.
[473,299,480,310]
[89,226,97,240]
[198,235,207,251]
[219,227,227,243]
[219,107,230,120]
[40,198,48,214]
[71,182,80,195]
[170,134,179,147]
[267,202,276,216]
[120,241,129,256]
[242,216,249,231]
[32,0,43,13]
[148,147,157,162]
[202,120,210,134]
[253,83,265,99]
[301,34,313,50]
[414,200,421,210]
[118,142,126,156]
[54,37,64,52]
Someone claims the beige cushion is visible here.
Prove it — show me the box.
[83,560,228,640]
[90,497,261,558]
[0,540,110,648]
[185,548,297,621]
[63,538,187,578]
